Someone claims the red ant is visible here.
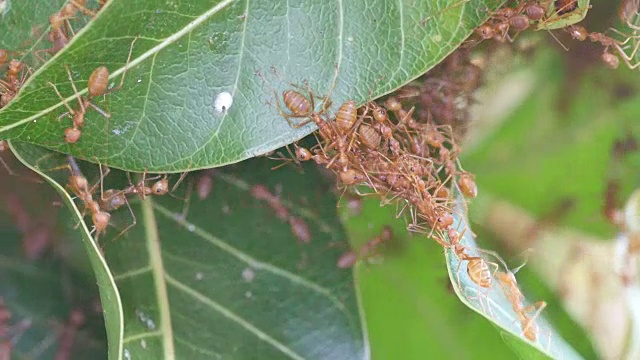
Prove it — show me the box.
[48,157,113,239]
[195,170,215,200]
[250,184,289,220]
[566,24,640,69]
[0,59,30,108]
[48,37,137,143]
[337,226,394,268]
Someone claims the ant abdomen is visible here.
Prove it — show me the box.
[282,90,311,116]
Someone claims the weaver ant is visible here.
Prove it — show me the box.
[337,226,394,268]
[48,37,137,143]
[0,59,30,108]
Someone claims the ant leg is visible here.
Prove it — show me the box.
[317,63,340,114]
[63,65,86,114]
[269,145,298,170]
[85,101,111,118]
[177,177,195,221]
[521,301,547,339]
[112,198,137,241]
[105,36,139,94]
[615,43,640,69]
[48,82,76,115]
[93,163,111,199]
[171,171,190,194]
[71,0,97,17]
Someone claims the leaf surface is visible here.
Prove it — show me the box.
[0,0,500,172]
[13,142,366,360]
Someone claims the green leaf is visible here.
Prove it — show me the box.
[12,141,366,359]
[0,0,65,50]
[339,197,516,359]
[0,0,501,172]
[445,197,583,359]
[535,0,590,30]
[0,218,106,358]
[10,142,124,360]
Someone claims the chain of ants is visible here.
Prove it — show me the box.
[271,65,548,342]
[472,0,640,70]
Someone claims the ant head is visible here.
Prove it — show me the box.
[337,251,357,269]
[338,169,364,185]
[567,25,587,41]
[92,211,111,231]
[602,52,620,69]
[372,105,387,123]
[295,147,312,162]
[7,59,23,74]
[476,24,495,40]
[384,97,402,112]
[151,178,169,195]
[49,13,65,29]
[436,213,454,230]
[64,127,82,144]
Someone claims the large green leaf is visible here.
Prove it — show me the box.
[0,0,65,51]
[0,0,500,172]
[12,141,365,359]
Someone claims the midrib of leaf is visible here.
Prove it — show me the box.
[141,198,175,359]
[389,0,405,81]
[151,203,347,313]
[334,0,344,92]
[0,0,238,133]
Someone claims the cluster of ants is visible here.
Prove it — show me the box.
[0,1,108,111]
[472,0,640,70]
[54,155,180,242]
[269,58,548,343]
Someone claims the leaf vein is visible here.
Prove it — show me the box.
[0,0,238,133]
[152,202,347,314]
[165,274,305,360]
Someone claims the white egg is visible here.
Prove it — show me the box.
[214,91,233,113]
